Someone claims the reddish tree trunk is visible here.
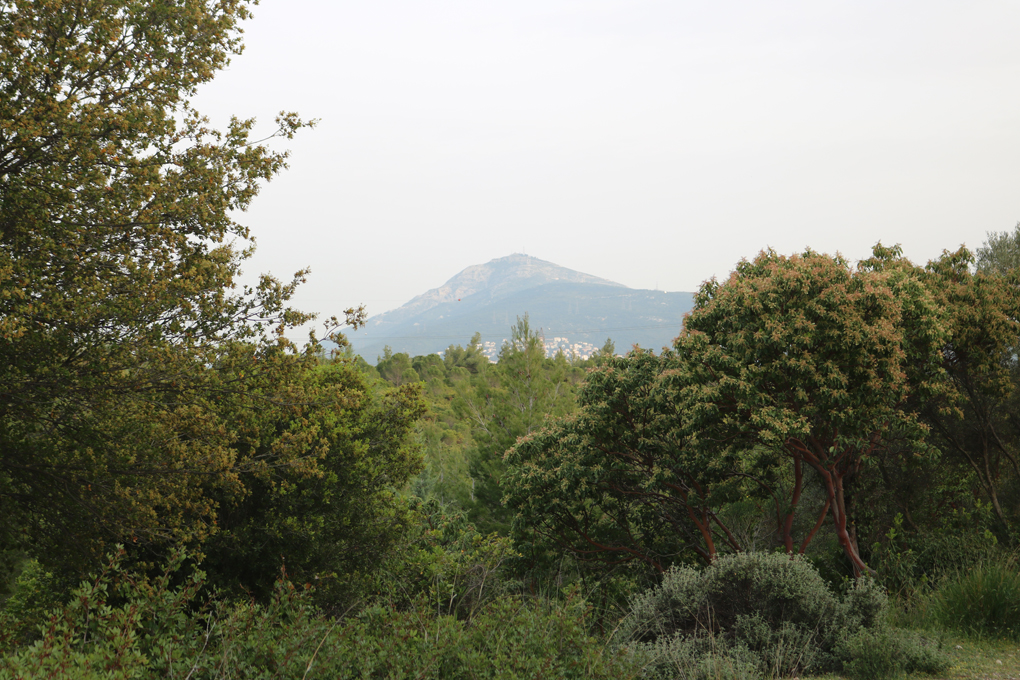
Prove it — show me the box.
[791,438,876,577]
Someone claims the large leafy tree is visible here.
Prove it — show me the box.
[503,347,849,575]
[676,246,946,576]
[201,361,427,607]
[918,248,1020,534]
[0,0,360,571]
[503,349,745,573]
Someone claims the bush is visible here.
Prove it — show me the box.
[448,590,647,679]
[644,631,760,680]
[625,552,855,643]
[928,554,1020,639]
[376,497,519,619]
[0,559,62,652]
[0,548,318,679]
[835,627,948,680]
[624,552,947,679]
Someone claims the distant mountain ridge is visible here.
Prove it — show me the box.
[346,254,694,362]
[377,254,625,325]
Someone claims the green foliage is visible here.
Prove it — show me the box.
[199,360,428,608]
[918,248,1020,535]
[407,347,479,507]
[0,547,646,680]
[0,0,375,577]
[847,240,1020,581]
[642,631,762,680]
[443,332,491,375]
[0,559,62,652]
[455,316,582,534]
[624,552,929,678]
[868,511,1002,603]
[507,246,967,585]
[376,497,518,619]
[852,250,1020,594]
[679,246,941,462]
[928,554,1020,639]
[835,627,948,680]
[626,553,848,645]
[323,590,648,679]
[0,552,29,612]
[976,221,1020,274]
[442,591,645,679]
[0,546,340,679]
[505,347,730,573]
[377,346,421,385]
[674,246,947,575]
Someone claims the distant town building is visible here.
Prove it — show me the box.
[474,336,602,362]
[440,337,608,363]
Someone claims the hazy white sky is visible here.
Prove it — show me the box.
[194,0,1020,331]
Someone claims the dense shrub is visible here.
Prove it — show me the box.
[643,631,761,680]
[624,552,947,679]
[835,626,948,680]
[625,552,865,644]
[372,496,522,622]
[311,592,647,679]
[868,512,1002,602]
[0,547,647,679]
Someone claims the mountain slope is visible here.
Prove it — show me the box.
[377,254,624,325]
[346,255,694,361]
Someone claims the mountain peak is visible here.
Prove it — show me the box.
[376,254,626,323]
[347,255,693,361]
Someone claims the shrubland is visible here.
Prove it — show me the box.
[4,1,1020,677]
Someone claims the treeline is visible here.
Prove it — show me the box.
[362,239,1020,592]
[368,320,599,535]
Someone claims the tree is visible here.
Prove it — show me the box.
[443,333,490,375]
[201,361,427,607]
[377,346,420,386]
[504,349,745,573]
[0,0,359,572]
[675,246,946,576]
[976,222,1020,274]
[455,316,579,533]
[918,247,1020,535]
[598,337,616,358]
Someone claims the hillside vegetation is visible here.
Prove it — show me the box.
[4,3,1020,678]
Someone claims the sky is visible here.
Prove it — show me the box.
[192,0,1020,335]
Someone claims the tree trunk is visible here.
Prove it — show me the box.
[824,467,874,577]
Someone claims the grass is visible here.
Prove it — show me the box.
[800,636,1020,680]
[929,636,1020,680]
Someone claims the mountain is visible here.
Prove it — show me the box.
[346,254,695,362]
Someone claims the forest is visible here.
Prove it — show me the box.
[3,2,1020,679]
